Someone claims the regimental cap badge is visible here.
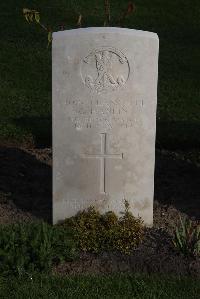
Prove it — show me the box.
[81,47,130,94]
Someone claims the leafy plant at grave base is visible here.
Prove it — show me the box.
[22,1,136,47]
[0,222,77,276]
[173,216,200,257]
[64,200,144,254]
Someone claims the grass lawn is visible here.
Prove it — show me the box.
[0,273,199,299]
[0,2,199,294]
[0,0,200,148]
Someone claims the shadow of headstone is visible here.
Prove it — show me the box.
[154,150,200,220]
[0,145,199,224]
[0,146,52,222]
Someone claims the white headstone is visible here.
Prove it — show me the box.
[52,27,159,226]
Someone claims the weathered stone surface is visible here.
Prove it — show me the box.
[52,27,159,225]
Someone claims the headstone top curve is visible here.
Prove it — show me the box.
[52,27,158,40]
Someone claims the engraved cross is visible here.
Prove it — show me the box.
[82,133,123,194]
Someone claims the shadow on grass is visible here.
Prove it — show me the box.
[11,117,200,150]
[154,150,200,220]
[14,117,52,147]
[156,120,200,150]
[0,116,198,150]
[0,118,199,222]
[0,145,199,224]
[0,146,52,222]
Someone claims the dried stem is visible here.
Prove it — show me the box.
[38,21,48,32]
[104,0,111,26]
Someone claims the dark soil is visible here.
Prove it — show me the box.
[0,143,199,277]
[54,230,200,278]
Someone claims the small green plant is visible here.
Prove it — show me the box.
[173,216,200,257]
[0,222,77,276]
[64,200,144,254]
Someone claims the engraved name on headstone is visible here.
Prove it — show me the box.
[53,27,159,225]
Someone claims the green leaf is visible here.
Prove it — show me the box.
[196,225,200,238]
[35,12,40,23]
[29,13,34,22]
[47,31,53,48]
[23,8,31,14]
[77,14,82,27]
[175,227,183,249]
[24,14,30,23]
[48,31,52,42]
